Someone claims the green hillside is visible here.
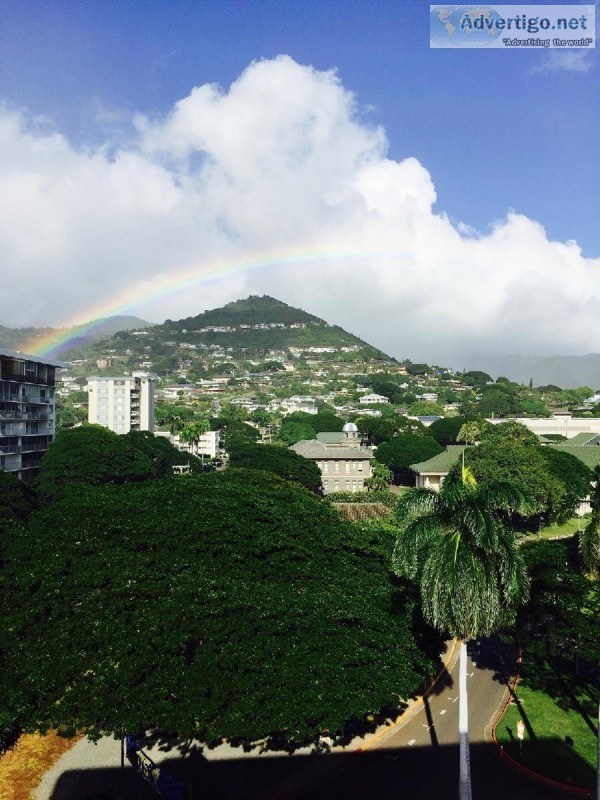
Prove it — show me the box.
[62,296,394,375]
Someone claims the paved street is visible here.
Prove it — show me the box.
[34,637,583,800]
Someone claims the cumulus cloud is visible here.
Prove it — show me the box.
[0,55,598,365]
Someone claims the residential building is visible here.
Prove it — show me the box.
[411,445,467,490]
[157,430,221,459]
[290,423,374,494]
[0,348,64,481]
[359,393,390,405]
[87,375,155,433]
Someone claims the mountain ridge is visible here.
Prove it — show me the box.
[0,316,155,356]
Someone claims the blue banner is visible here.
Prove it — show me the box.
[126,735,183,800]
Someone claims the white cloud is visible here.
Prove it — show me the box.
[0,55,598,365]
[529,49,594,74]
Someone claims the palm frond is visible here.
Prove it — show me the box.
[579,515,600,576]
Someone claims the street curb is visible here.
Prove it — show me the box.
[490,643,593,798]
[264,638,460,800]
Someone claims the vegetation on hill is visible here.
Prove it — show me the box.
[1,471,441,746]
[167,295,323,328]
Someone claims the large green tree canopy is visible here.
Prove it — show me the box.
[453,442,567,522]
[1,471,440,745]
[37,425,159,498]
[376,434,444,485]
[228,444,322,492]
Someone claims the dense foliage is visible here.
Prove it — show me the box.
[228,444,322,492]
[393,475,529,639]
[376,435,444,485]
[1,471,441,745]
[520,539,600,667]
[0,469,36,522]
[37,425,158,498]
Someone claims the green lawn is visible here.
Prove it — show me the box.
[496,672,598,789]
[517,518,585,543]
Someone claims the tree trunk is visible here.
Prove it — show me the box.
[459,639,472,800]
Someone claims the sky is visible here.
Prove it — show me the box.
[0,0,598,366]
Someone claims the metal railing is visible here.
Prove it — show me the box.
[0,372,55,387]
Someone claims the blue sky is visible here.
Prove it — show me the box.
[0,1,598,362]
[2,0,597,252]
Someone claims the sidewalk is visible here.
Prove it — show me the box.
[33,641,460,800]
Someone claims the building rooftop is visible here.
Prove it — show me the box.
[411,445,468,474]
[291,440,374,460]
[548,444,600,469]
[0,347,65,368]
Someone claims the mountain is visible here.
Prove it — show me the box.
[59,295,396,379]
[464,353,600,390]
[0,316,155,356]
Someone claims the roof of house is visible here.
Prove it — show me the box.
[291,440,374,460]
[548,444,600,469]
[411,445,468,475]
[317,432,345,444]
[553,432,600,446]
[0,347,66,368]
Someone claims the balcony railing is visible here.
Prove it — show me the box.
[0,372,55,387]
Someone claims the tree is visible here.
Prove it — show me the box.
[475,389,511,417]
[453,441,563,523]
[407,400,446,417]
[364,461,394,493]
[392,472,529,800]
[456,420,486,446]
[538,448,592,522]
[461,370,492,387]
[278,420,317,446]
[37,426,158,499]
[576,467,600,798]
[222,421,260,452]
[479,420,540,447]
[179,418,210,455]
[430,417,468,447]
[0,470,36,523]
[1,471,441,746]
[376,435,443,485]
[228,443,322,492]
[580,465,600,578]
[125,430,203,475]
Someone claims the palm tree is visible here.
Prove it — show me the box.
[579,464,600,579]
[392,471,529,800]
[179,418,210,457]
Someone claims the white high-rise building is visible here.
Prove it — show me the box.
[87,376,155,434]
[0,348,64,482]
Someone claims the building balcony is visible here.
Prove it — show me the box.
[0,372,55,387]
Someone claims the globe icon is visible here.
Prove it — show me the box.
[430,6,505,47]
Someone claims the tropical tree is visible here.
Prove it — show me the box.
[392,471,529,800]
[580,465,600,578]
[365,461,394,493]
[179,418,210,456]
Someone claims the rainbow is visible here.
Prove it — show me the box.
[18,245,402,358]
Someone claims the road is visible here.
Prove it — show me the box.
[34,637,583,800]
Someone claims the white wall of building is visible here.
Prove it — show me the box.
[88,376,155,434]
